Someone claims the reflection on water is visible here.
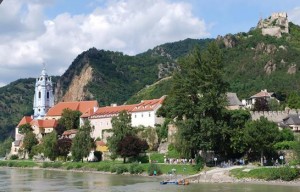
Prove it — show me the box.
[0,167,299,192]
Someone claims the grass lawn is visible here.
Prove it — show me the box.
[230,166,299,181]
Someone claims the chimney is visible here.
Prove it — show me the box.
[93,107,98,113]
[111,103,117,107]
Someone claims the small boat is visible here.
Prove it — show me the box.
[160,179,189,185]
[160,180,178,185]
[177,179,189,185]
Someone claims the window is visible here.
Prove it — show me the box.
[135,115,137,118]
[47,92,49,99]
[141,114,143,118]
[38,91,41,98]
[149,113,151,117]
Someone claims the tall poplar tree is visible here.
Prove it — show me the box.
[107,111,133,159]
[71,120,94,162]
[159,42,228,158]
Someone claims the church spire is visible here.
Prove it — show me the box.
[33,65,54,119]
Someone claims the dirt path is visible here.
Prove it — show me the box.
[185,166,244,183]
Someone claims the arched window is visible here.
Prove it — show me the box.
[38,91,41,98]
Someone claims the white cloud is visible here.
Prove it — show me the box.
[0,0,210,86]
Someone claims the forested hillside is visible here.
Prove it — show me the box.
[127,23,300,104]
[0,79,35,140]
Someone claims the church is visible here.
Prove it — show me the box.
[11,67,99,156]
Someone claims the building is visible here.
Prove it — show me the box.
[226,92,244,110]
[131,96,165,127]
[81,96,166,142]
[33,67,54,119]
[242,89,278,109]
[30,119,57,140]
[45,100,98,120]
[279,114,300,132]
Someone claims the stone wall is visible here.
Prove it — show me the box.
[250,109,299,122]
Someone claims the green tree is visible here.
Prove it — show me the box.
[218,109,251,157]
[244,117,280,166]
[117,134,149,163]
[42,131,58,161]
[0,137,13,157]
[58,109,82,130]
[71,120,94,162]
[18,123,33,134]
[107,111,133,159]
[278,128,294,141]
[158,42,228,158]
[287,92,300,109]
[22,132,38,158]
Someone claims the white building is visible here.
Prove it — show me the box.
[131,96,165,127]
[81,96,166,142]
[33,67,54,119]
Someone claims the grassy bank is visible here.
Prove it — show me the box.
[230,167,300,181]
[0,160,198,175]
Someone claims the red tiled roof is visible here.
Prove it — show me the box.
[17,116,33,127]
[91,104,138,117]
[81,107,95,118]
[96,140,106,146]
[251,90,273,98]
[62,129,78,136]
[30,119,57,128]
[46,100,98,116]
[132,96,166,112]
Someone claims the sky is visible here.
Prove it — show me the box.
[0,0,300,87]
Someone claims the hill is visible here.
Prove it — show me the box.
[127,22,300,103]
[0,78,35,140]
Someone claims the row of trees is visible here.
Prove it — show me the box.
[18,120,94,162]
[158,42,296,164]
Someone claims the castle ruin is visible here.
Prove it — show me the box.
[257,12,289,38]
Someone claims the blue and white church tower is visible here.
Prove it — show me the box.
[33,66,54,119]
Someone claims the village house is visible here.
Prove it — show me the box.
[226,92,244,110]
[279,114,300,132]
[242,89,279,109]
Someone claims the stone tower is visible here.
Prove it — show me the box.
[33,66,54,119]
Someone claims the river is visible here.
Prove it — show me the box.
[0,167,299,192]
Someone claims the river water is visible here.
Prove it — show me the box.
[0,167,299,192]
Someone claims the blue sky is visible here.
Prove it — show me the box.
[0,0,300,86]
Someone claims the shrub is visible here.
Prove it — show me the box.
[129,163,145,174]
[10,155,19,160]
[115,165,128,174]
[129,155,149,163]
[148,163,162,176]
[149,153,164,163]
[97,164,111,172]
[110,166,117,173]
[274,141,297,150]
[278,166,299,181]
[194,155,204,171]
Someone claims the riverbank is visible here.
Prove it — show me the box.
[2,160,300,186]
[186,165,300,186]
[0,160,197,175]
